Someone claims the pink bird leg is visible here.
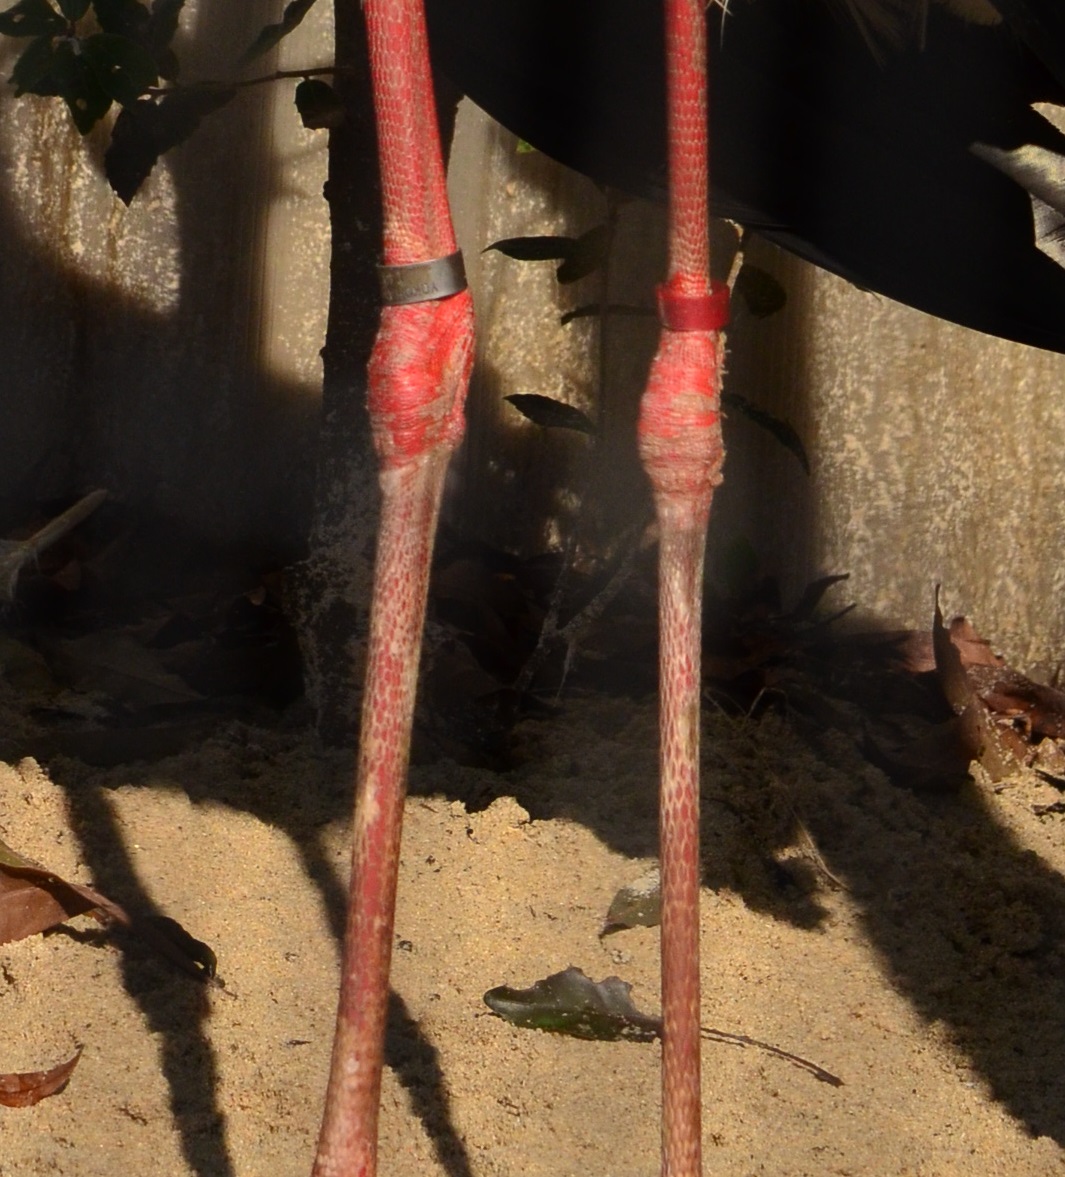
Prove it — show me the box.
[315,0,722,1174]
[639,1,726,1174]
[312,0,473,1173]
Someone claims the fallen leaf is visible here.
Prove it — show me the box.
[971,669,1065,740]
[44,630,202,708]
[948,616,1005,668]
[0,1047,82,1108]
[0,838,99,944]
[0,836,219,984]
[601,867,661,935]
[484,967,842,1085]
[484,966,660,1042]
[932,588,1020,782]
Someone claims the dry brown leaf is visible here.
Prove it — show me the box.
[932,588,1018,781]
[0,837,218,984]
[0,1047,82,1108]
[948,616,1005,668]
[0,838,100,944]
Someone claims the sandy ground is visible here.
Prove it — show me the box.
[3,681,1065,1177]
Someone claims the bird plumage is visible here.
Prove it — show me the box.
[425,0,1065,352]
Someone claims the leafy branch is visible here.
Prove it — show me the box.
[490,221,806,470]
[0,0,339,202]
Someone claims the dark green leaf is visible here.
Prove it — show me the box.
[153,44,176,79]
[787,573,850,622]
[0,0,64,37]
[146,0,182,52]
[484,235,577,263]
[56,0,88,18]
[556,223,608,283]
[734,263,788,318]
[484,967,660,1042]
[91,0,148,39]
[505,393,596,436]
[105,86,236,202]
[51,39,112,132]
[722,392,810,474]
[483,226,608,281]
[241,0,318,63]
[60,78,112,132]
[486,967,843,1085]
[716,534,760,600]
[295,77,343,129]
[81,31,156,105]
[10,34,60,95]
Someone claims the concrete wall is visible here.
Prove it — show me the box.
[0,1,332,556]
[721,241,1065,678]
[449,102,1065,677]
[0,11,1062,676]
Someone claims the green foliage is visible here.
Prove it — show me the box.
[9,34,61,94]
[733,262,788,318]
[146,0,182,50]
[0,0,340,201]
[81,32,158,105]
[0,0,258,201]
[0,0,66,38]
[92,0,150,40]
[493,218,808,472]
[722,391,810,473]
[0,0,165,134]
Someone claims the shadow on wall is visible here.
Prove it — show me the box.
[445,108,816,576]
[446,99,1065,680]
[0,2,328,562]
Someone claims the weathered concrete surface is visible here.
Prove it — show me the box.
[450,101,1065,677]
[0,1,332,556]
[721,240,1065,679]
[0,27,1062,681]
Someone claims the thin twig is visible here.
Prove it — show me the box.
[146,65,349,99]
[0,489,107,605]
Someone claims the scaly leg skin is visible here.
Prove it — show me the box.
[639,1,726,1175]
[313,294,473,1177]
[640,330,724,1177]
[312,0,474,1174]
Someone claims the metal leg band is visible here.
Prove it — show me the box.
[378,250,467,305]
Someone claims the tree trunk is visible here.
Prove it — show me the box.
[287,1,382,747]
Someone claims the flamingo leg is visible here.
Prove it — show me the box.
[315,0,719,1171]
[312,1,474,1174]
[640,2,726,1175]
